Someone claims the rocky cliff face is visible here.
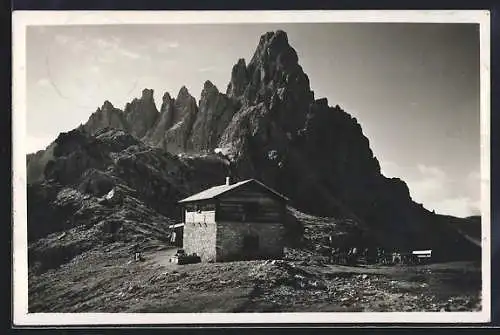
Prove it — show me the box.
[123,88,159,138]
[143,92,175,147]
[27,30,480,265]
[213,31,477,258]
[27,127,233,271]
[84,101,130,135]
[187,80,239,152]
[158,86,199,154]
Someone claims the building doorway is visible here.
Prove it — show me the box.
[242,234,259,259]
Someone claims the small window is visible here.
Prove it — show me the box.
[192,203,215,212]
[201,203,215,211]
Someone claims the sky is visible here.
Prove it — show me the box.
[25,23,481,218]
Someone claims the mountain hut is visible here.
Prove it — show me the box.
[178,178,288,262]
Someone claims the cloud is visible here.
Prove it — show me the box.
[407,164,480,217]
[89,65,101,74]
[379,160,400,178]
[53,34,90,55]
[379,160,481,217]
[53,34,87,53]
[467,170,481,183]
[33,26,48,34]
[54,34,144,61]
[167,41,179,48]
[431,197,481,218]
[117,48,141,59]
[94,37,142,60]
[54,34,72,45]
[95,37,116,49]
[411,164,450,199]
[25,133,55,154]
[198,66,216,73]
[154,40,180,52]
[417,164,447,180]
[95,53,114,64]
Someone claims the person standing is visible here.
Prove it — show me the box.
[133,243,141,261]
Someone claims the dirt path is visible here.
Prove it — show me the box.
[143,247,179,269]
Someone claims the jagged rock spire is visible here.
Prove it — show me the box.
[123,89,159,138]
[187,80,237,152]
[162,91,173,104]
[226,58,248,98]
[226,30,314,134]
[101,100,114,111]
[141,88,155,101]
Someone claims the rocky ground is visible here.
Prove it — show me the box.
[28,246,481,313]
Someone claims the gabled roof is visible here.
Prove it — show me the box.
[178,179,289,203]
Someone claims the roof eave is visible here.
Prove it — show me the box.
[178,198,211,204]
[177,179,289,204]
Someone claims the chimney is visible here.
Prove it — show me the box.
[225,177,231,186]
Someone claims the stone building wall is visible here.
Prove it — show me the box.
[215,221,285,261]
[185,210,216,224]
[182,220,217,262]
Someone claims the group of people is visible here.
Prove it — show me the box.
[328,246,364,265]
[327,245,413,266]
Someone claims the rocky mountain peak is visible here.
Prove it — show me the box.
[235,58,246,68]
[122,89,159,138]
[141,88,155,102]
[101,100,114,111]
[84,100,129,136]
[228,30,313,133]
[177,86,191,100]
[201,80,219,99]
[226,58,248,98]
[162,91,173,104]
[249,30,299,72]
[259,30,290,51]
[188,79,238,152]
[203,80,216,91]
[173,86,197,121]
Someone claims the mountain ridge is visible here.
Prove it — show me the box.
[27,30,481,265]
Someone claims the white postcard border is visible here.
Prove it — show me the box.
[12,10,491,325]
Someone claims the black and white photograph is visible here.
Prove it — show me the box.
[12,10,491,325]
